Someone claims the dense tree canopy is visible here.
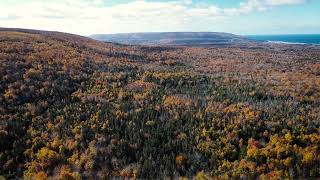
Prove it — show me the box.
[0,28,319,179]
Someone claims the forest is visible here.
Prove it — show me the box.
[0,28,319,179]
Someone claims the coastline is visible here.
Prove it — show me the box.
[266,40,320,45]
[246,34,320,45]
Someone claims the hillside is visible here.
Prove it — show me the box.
[90,32,254,46]
[0,28,320,179]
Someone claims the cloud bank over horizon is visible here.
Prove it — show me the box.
[0,0,317,35]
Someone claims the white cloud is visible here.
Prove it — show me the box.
[0,0,309,35]
[265,0,307,6]
[224,0,267,15]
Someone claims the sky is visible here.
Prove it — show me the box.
[0,0,319,35]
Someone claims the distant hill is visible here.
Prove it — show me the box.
[90,32,254,46]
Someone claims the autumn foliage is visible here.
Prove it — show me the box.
[0,28,319,179]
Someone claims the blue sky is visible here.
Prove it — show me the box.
[0,0,319,35]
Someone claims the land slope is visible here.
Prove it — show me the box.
[90,32,254,46]
[0,28,320,179]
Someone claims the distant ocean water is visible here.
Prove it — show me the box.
[246,34,320,45]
